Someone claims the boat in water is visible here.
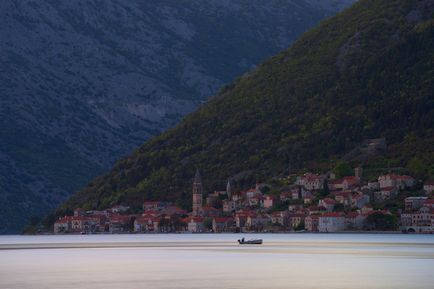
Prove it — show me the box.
[238,238,263,245]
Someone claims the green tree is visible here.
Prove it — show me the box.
[333,161,353,179]
[407,156,426,179]
[319,179,330,197]
[366,212,397,230]
[203,218,213,231]
[294,220,305,231]
[334,203,345,212]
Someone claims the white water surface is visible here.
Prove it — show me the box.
[0,233,433,289]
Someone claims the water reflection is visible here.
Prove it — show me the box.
[0,234,433,289]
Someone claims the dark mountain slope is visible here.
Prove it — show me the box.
[0,0,353,233]
[59,0,434,214]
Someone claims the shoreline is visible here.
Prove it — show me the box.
[28,230,406,236]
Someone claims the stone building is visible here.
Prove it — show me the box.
[192,169,203,216]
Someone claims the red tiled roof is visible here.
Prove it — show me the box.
[320,212,344,218]
[213,217,234,223]
[109,215,130,223]
[187,217,204,223]
[346,212,360,218]
[202,206,220,211]
[55,216,74,223]
[322,198,336,205]
[334,191,351,197]
[135,216,159,223]
[381,174,414,180]
[143,201,160,204]
[301,173,323,181]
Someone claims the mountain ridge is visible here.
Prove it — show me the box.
[0,0,354,233]
[55,0,434,218]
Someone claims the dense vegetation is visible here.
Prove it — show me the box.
[2,0,348,233]
[56,0,434,217]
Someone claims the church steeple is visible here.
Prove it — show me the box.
[194,169,202,185]
[226,179,232,199]
[192,169,203,216]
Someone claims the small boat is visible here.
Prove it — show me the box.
[238,238,263,245]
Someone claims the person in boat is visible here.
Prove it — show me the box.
[241,237,245,243]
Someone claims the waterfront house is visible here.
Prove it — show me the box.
[109,215,131,233]
[271,211,289,227]
[345,212,365,230]
[305,215,319,232]
[401,206,433,233]
[134,216,159,232]
[212,217,235,232]
[318,213,346,232]
[246,214,270,230]
[187,217,205,233]
[54,216,73,233]
[289,213,305,229]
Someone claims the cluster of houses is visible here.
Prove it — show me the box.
[54,169,434,234]
[400,196,434,233]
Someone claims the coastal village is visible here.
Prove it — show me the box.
[54,168,434,234]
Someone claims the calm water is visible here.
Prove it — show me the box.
[0,233,433,289]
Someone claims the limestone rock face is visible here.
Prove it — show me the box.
[0,0,354,233]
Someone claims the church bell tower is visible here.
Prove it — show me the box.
[192,169,203,216]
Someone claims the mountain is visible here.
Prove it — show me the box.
[54,0,434,219]
[0,0,355,233]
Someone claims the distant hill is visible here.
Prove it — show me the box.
[0,0,354,233]
[54,0,434,218]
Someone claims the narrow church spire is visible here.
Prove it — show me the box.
[226,179,232,199]
[194,169,202,184]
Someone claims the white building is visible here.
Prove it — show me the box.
[423,181,434,194]
[378,174,415,190]
[401,206,433,233]
[187,217,204,233]
[296,173,324,191]
[318,213,346,232]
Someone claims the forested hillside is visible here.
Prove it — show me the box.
[1,0,353,233]
[57,0,434,217]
